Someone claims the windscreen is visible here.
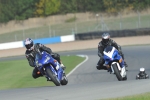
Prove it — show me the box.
[35,52,42,61]
[104,46,113,53]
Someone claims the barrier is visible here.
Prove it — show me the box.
[0,35,75,50]
[60,35,75,42]
[75,28,150,40]
[0,41,23,50]
[34,37,61,44]
[0,28,150,50]
[33,35,75,44]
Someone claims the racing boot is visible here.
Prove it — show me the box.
[107,68,112,74]
[60,63,66,70]
[96,65,107,70]
[105,65,112,74]
[46,76,51,81]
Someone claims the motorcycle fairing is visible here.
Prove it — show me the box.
[103,46,124,67]
[35,51,63,81]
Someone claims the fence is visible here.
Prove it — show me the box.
[0,11,150,43]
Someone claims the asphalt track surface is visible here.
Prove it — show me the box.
[0,45,150,100]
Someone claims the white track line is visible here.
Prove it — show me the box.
[66,55,89,77]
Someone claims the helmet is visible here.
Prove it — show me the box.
[24,38,34,51]
[139,68,145,74]
[102,33,110,45]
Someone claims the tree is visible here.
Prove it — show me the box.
[45,0,60,16]
[132,0,150,11]
[0,0,37,23]
[60,0,81,14]
[34,0,60,17]
[0,0,150,23]
[102,0,120,13]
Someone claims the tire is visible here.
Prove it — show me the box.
[61,74,68,85]
[123,75,127,80]
[112,63,123,81]
[147,76,149,79]
[122,67,127,81]
[45,67,60,86]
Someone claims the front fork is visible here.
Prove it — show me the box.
[39,67,49,78]
[119,58,125,68]
[110,62,126,78]
[47,63,63,81]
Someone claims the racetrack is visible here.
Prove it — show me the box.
[0,45,150,100]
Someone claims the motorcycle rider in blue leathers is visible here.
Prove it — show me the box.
[24,38,65,81]
[96,33,128,70]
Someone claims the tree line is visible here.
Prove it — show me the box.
[0,0,149,23]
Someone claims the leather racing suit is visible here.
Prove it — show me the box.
[96,39,126,70]
[25,43,61,78]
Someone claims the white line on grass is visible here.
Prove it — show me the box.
[66,55,89,77]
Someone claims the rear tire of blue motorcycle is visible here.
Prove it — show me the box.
[45,68,60,86]
[112,64,123,81]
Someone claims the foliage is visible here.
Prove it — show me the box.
[34,0,60,17]
[106,92,150,100]
[0,0,150,23]
[65,17,77,23]
[59,0,104,13]
[59,0,77,13]
[0,0,37,23]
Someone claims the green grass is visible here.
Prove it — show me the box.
[105,14,150,30]
[0,20,98,43]
[65,17,77,22]
[105,92,150,100]
[0,55,85,90]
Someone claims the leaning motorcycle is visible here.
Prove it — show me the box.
[35,51,68,86]
[103,46,127,81]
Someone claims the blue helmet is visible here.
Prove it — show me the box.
[102,33,110,45]
[24,38,34,50]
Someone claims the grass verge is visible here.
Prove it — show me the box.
[0,55,85,90]
[105,92,150,100]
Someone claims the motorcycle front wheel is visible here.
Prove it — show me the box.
[61,73,68,85]
[45,67,60,86]
[112,63,123,81]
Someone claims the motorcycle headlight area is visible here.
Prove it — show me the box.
[35,61,42,67]
[44,56,50,63]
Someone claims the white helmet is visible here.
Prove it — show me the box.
[102,33,110,45]
[139,68,145,73]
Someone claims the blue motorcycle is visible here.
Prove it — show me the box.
[35,51,68,86]
[103,46,127,81]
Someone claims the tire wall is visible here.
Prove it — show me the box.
[75,28,150,40]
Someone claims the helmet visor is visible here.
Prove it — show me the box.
[102,39,109,44]
[25,44,33,50]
